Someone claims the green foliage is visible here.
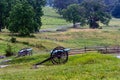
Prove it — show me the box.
[0,0,45,34]
[27,0,46,31]
[10,37,16,43]
[5,44,14,57]
[0,0,19,31]
[8,1,36,36]
[112,3,120,18]
[61,0,111,28]
[53,0,78,14]
[0,1,5,31]
[81,0,111,28]
[62,4,86,27]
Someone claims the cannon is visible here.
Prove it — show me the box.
[34,46,70,66]
[17,48,33,57]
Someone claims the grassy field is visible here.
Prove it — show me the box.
[41,7,71,29]
[0,7,120,80]
[0,53,120,80]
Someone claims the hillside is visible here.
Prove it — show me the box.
[0,7,120,80]
[41,7,71,29]
[0,7,120,54]
[0,53,120,80]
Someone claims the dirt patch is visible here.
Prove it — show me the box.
[68,28,101,32]
[0,65,9,68]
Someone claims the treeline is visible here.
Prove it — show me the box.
[0,0,45,36]
[0,0,120,36]
[46,0,120,28]
[47,0,117,9]
[47,0,120,18]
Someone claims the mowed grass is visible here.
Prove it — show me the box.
[41,7,71,29]
[0,52,120,80]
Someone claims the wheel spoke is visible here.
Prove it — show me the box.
[51,46,68,64]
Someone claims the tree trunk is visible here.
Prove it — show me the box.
[0,28,1,32]
[73,22,77,28]
[0,24,2,32]
[89,18,99,29]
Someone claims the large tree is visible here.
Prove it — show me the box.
[111,0,120,18]
[0,0,18,31]
[62,4,86,28]
[27,0,46,32]
[0,0,46,33]
[53,0,78,14]
[8,1,36,36]
[0,1,5,31]
[81,0,111,28]
[61,0,111,28]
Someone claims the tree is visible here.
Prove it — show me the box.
[53,0,78,14]
[112,3,120,18]
[61,0,111,28]
[0,1,5,31]
[1,0,46,33]
[8,1,36,36]
[62,4,86,28]
[0,0,19,31]
[27,0,46,32]
[81,0,111,28]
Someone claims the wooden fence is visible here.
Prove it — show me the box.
[69,46,120,55]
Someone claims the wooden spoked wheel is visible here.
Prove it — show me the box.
[51,46,68,64]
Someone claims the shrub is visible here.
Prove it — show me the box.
[5,44,14,57]
[10,37,16,43]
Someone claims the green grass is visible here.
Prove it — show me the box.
[41,7,71,29]
[0,52,120,80]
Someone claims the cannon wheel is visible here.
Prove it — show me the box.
[51,46,68,64]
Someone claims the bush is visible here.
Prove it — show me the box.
[5,44,14,57]
[10,37,16,43]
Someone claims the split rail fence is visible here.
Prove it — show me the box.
[69,46,120,55]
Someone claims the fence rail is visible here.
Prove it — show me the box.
[69,46,120,55]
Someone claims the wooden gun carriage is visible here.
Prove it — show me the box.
[34,46,70,66]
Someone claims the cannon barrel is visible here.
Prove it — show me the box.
[51,48,70,54]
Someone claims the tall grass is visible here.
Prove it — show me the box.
[35,28,120,48]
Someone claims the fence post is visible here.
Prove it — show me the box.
[117,46,119,53]
[84,47,87,53]
[105,46,107,54]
